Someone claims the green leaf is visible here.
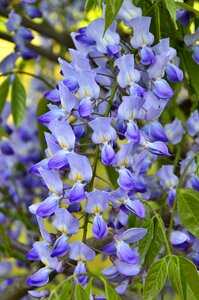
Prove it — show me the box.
[178,256,199,300]
[144,217,164,265]
[164,0,178,29]
[154,4,161,42]
[11,75,26,128]
[143,257,168,300]
[196,156,199,178]
[0,126,8,137]
[59,281,71,300]
[75,283,90,300]
[48,280,72,300]
[103,280,122,300]
[180,50,199,99]
[85,0,103,11]
[0,76,10,114]
[104,0,124,33]
[169,256,199,300]
[178,188,199,239]
[85,277,93,295]
[138,218,154,263]
[105,165,118,189]
[168,256,184,300]
[36,97,49,153]
[175,2,199,17]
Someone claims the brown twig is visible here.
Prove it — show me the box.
[0,31,59,62]
[0,8,73,48]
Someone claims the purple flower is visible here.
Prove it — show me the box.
[4,10,21,32]
[115,54,140,88]
[114,259,140,276]
[89,117,116,144]
[85,190,109,239]
[125,121,140,143]
[28,290,50,299]
[27,267,51,287]
[69,241,95,261]
[74,261,87,286]
[185,110,199,136]
[116,242,139,264]
[53,207,79,234]
[153,79,174,99]
[117,168,146,193]
[36,195,59,217]
[147,141,171,156]
[39,168,63,195]
[152,38,176,60]
[48,120,75,150]
[117,0,142,26]
[26,6,43,18]
[66,152,92,182]
[140,46,155,65]
[170,231,190,250]
[192,45,199,64]
[58,81,78,115]
[92,214,108,239]
[101,144,115,166]
[166,64,183,82]
[164,118,185,144]
[156,165,178,190]
[86,18,120,55]
[142,121,168,142]
[0,53,19,73]
[176,9,194,26]
[147,54,169,80]
[118,95,145,121]
[130,17,154,49]
[27,242,61,287]
[113,142,133,168]
[51,235,69,258]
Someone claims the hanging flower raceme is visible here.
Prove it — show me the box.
[26,1,199,297]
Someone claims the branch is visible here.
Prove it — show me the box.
[0,31,60,62]
[1,234,113,300]
[0,8,74,48]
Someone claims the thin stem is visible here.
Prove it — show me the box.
[96,72,115,79]
[104,81,118,117]
[0,31,59,63]
[0,243,29,264]
[168,152,199,242]
[161,285,165,300]
[82,146,100,244]
[0,8,73,48]
[0,224,11,256]
[143,201,171,256]
[0,71,54,89]
[95,174,114,189]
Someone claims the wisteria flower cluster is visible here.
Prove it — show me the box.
[1,1,42,71]
[23,0,199,298]
[0,103,47,294]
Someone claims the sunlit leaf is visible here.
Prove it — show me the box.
[11,75,26,128]
[104,0,124,33]
[178,188,199,239]
[143,257,168,300]
[169,256,199,300]
[0,76,10,114]
[168,256,184,300]
[75,283,90,300]
[164,0,178,29]
[144,217,164,265]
